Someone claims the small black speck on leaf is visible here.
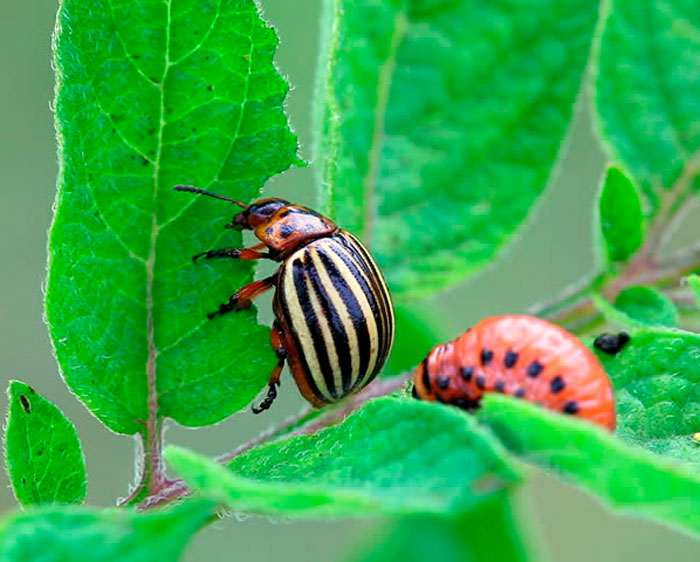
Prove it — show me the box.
[19,395,31,414]
[594,331,630,355]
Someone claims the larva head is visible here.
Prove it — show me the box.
[173,186,337,254]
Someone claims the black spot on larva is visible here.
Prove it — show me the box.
[475,375,486,390]
[280,209,291,217]
[421,359,431,393]
[19,395,31,414]
[594,331,630,355]
[279,224,294,239]
[411,385,419,399]
[494,380,505,393]
[436,376,450,390]
[453,397,480,410]
[550,376,565,394]
[504,350,519,368]
[527,360,544,378]
[514,388,526,398]
[563,401,579,415]
[460,366,473,382]
[481,349,494,366]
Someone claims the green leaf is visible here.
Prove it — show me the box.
[166,398,522,517]
[614,286,679,327]
[478,394,700,536]
[593,0,700,208]
[350,494,534,562]
[597,165,645,264]
[382,301,450,378]
[688,275,700,307]
[595,327,700,469]
[47,0,301,433]
[615,287,678,327]
[315,0,599,298]
[4,381,86,506]
[592,287,679,328]
[0,500,211,562]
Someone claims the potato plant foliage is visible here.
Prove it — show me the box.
[2,0,700,560]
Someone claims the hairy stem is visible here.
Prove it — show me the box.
[139,375,410,510]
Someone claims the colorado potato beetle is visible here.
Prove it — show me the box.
[174,185,395,413]
[413,315,616,430]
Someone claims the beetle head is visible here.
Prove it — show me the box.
[230,198,290,230]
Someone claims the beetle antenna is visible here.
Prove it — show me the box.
[173,185,247,208]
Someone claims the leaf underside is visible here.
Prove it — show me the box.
[479,394,700,536]
[166,398,522,517]
[48,0,301,434]
[351,493,533,562]
[594,0,700,209]
[0,500,212,562]
[315,0,599,298]
[4,381,86,506]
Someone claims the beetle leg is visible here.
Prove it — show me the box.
[193,242,270,262]
[207,273,277,319]
[252,322,287,414]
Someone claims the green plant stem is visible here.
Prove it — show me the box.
[139,375,410,510]
[535,150,700,331]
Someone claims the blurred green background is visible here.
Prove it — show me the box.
[2,0,700,560]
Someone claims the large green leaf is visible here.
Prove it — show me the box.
[4,381,86,506]
[595,327,700,469]
[597,165,645,265]
[0,500,211,562]
[479,394,700,536]
[47,0,301,433]
[593,0,700,209]
[350,494,534,562]
[166,398,522,517]
[315,0,599,297]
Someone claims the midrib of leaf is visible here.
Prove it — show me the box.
[137,0,254,486]
[139,1,258,491]
[142,0,173,491]
[362,4,408,249]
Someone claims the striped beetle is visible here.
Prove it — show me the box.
[174,185,395,413]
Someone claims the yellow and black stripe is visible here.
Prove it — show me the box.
[275,230,394,404]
